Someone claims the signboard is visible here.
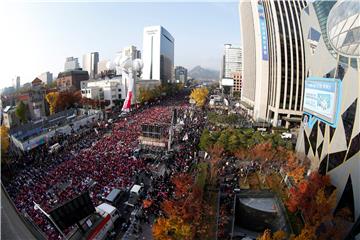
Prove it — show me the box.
[221,78,234,87]
[303,77,342,126]
[258,3,269,61]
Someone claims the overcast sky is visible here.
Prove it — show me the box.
[0,1,241,88]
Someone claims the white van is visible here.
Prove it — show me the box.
[48,143,61,154]
[125,184,143,207]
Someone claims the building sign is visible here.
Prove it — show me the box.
[303,77,342,126]
[258,2,269,61]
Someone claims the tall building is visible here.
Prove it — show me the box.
[174,66,188,83]
[38,72,53,85]
[15,76,20,90]
[64,57,80,71]
[221,44,242,79]
[142,26,174,84]
[239,0,307,126]
[296,1,360,236]
[83,52,99,79]
[122,45,141,60]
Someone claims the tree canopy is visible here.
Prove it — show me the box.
[190,87,209,107]
[15,101,27,123]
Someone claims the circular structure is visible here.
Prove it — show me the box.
[327,0,360,57]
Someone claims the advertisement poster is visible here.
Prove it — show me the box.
[258,3,269,61]
[303,77,341,125]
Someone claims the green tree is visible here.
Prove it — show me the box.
[199,129,211,150]
[227,134,240,153]
[15,101,27,123]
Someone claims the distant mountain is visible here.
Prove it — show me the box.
[188,66,219,81]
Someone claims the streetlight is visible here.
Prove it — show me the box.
[33,202,67,239]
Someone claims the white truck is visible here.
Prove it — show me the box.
[86,203,120,240]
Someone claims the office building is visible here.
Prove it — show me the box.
[81,78,125,109]
[83,52,99,79]
[15,76,21,90]
[64,57,80,71]
[56,70,89,91]
[142,26,174,84]
[122,45,141,60]
[239,0,307,126]
[38,72,53,85]
[174,66,188,83]
[221,44,242,79]
[231,72,242,94]
[296,1,360,236]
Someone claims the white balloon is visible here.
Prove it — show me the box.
[132,59,143,72]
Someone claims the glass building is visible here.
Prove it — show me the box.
[142,26,175,84]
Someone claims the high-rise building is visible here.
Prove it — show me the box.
[296,1,360,236]
[64,57,80,71]
[122,45,141,60]
[239,0,307,126]
[83,52,99,79]
[174,66,188,83]
[142,26,174,84]
[38,72,53,85]
[221,44,242,79]
[15,76,20,90]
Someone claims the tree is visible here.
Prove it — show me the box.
[207,144,224,182]
[57,90,82,110]
[190,87,209,107]
[286,172,332,221]
[1,125,10,155]
[171,173,193,199]
[258,229,288,240]
[199,129,212,150]
[15,101,27,123]
[153,216,192,240]
[45,92,59,114]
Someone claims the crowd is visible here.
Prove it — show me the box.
[4,93,198,239]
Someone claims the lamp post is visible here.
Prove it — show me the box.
[33,202,67,239]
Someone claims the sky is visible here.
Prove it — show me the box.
[0,1,241,88]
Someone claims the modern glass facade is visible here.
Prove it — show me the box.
[142,26,174,84]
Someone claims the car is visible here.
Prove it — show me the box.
[281,132,292,139]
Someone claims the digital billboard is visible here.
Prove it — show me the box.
[258,3,269,61]
[221,78,234,86]
[303,77,342,126]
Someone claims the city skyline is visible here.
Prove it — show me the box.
[0,2,240,88]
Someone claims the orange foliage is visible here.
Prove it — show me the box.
[171,173,193,198]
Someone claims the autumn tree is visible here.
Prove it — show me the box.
[285,172,351,239]
[153,216,192,240]
[258,229,288,240]
[171,173,193,199]
[57,90,82,110]
[207,144,224,182]
[1,125,10,155]
[15,101,27,123]
[190,87,209,107]
[45,91,59,114]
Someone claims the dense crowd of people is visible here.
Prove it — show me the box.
[3,91,209,240]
